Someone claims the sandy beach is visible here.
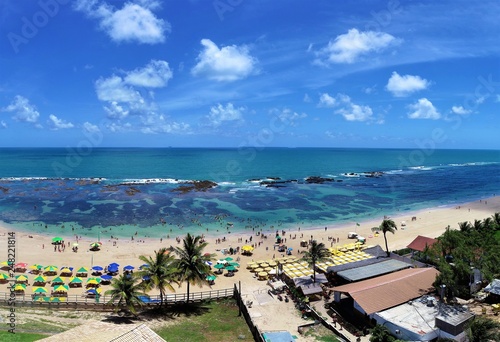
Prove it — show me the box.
[1,196,499,337]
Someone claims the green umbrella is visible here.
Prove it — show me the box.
[0,273,9,280]
[51,276,65,284]
[44,265,58,273]
[50,297,61,302]
[69,277,83,284]
[225,265,237,272]
[214,264,225,269]
[228,262,240,267]
[33,287,48,294]
[33,275,47,283]
[52,237,63,244]
[76,267,88,274]
[224,257,234,261]
[54,285,69,292]
[206,275,217,281]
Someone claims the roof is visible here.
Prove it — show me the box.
[327,255,384,273]
[484,279,500,296]
[332,267,439,314]
[300,283,323,295]
[407,235,437,252]
[336,259,413,282]
[375,296,473,338]
[38,322,165,342]
[293,274,328,286]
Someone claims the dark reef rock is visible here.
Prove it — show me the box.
[266,177,281,180]
[305,176,334,184]
[172,180,218,194]
[260,179,297,188]
[0,186,9,194]
[125,187,141,196]
[362,171,384,178]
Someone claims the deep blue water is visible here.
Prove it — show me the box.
[0,148,499,239]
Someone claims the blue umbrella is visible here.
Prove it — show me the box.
[109,262,119,267]
[123,265,135,271]
[100,274,112,281]
[92,266,103,271]
[139,264,149,270]
[87,289,98,294]
[108,266,119,273]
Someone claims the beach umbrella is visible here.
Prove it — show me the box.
[60,268,72,275]
[254,267,264,273]
[30,264,43,270]
[259,263,269,268]
[100,274,112,281]
[15,274,28,282]
[52,237,63,244]
[15,262,28,269]
[92,266,103,271]
[268,261,277,267]
[0,261,9,267]
[14,284,26,292]
[54,285,69,292]
[139,264,149,270]
[76,267,88,275]
[123,265,134,271]
[109,262,119,267]
[86,288,102,295]
[69,276,83,283]
[33,275,47,282]
[44,265,58,273]
[33,287,48,294]
[107,265,119,273]
[72,242,79,247]
[89,242,101,250]
[213,264,225,270]
[87,277,101,284]
[51,276,65,284]
[206,275,217,281]
[225,265,237,272]
[224,257,234,262]
[228,262,240,268]
[264,267,273,272]
[241,245,254,251]
[0,273,9,280]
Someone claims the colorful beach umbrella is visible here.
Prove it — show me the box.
[69,277,83,284]
[87,277,101,284]
[14,284,26,291]
[15,262,28,269]
[33,275,47,282]
[54,285,69,292]
[0,273,9,280]
[44,265,58,272]
[51,276,65,284]
[33,287,48,294]
[76,267,88,274]
[30,264,43,270]
[241,245,254,252]
[60,268,72,274]
[15,274,28,282]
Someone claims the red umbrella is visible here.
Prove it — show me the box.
[15,263,28,269]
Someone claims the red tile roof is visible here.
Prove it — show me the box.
[407,235,437,252]
[332,267,439,314]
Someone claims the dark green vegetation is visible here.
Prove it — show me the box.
[154,300,253,342]
[372,219,398,257]
[429,213,500,299]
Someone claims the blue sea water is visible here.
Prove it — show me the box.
[0,147,499,239]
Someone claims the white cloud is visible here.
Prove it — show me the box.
[303,94,311,103]
[207,103,244,127]
[95,75,143,103]
[274,108,307,127]
[386,72,430,97]
[104,101,130,119]
[140,113,190,134]
[83,122,101,133]
[191,39,257,82]
[3,95,40,123]
[407,98,440,119]
[124,60,172,88]
[316,28,398,64]
[334,94,373,122]
[451,105,471,115]
[0,121,6,129]
[318,93,336,107]
[74,0,168,44]
[48,115,74,130]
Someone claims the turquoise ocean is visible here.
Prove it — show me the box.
[0,148,499,239]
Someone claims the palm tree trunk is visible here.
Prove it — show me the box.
[160,290,164,309]
[186,281,190,304]
[384,233,389,256]
[313,262,316,283]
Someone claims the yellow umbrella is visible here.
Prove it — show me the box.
[259,263,269,268]
[60,268,72,274]
[241,245,254,252]
[258,271,268,277]
[14,284,26,291]
[54,285,69,292]
[15,274,28,282]
[264,266,273,272]
[254,267,264,273]
[268,261,277,267]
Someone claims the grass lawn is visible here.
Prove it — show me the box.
[154,299,253,342]
[0,331,48,342]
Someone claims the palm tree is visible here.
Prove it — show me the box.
[301,240,330,283]
[491,212,500,229]
[369,324,396,342]
[465,316,500,342]
[105,274,146,316]
[136,247,178,308]
[376,219,397,256]
[170,233,215,304]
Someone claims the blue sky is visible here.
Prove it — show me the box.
[1,0,499,148]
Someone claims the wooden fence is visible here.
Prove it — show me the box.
[0,287,235,310]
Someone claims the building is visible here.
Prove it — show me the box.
[407,235,437,255]
[331,267,440,318]
[373,295,474,341]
